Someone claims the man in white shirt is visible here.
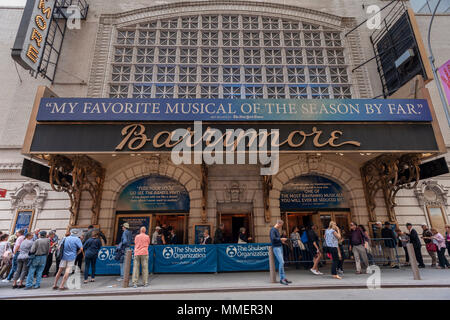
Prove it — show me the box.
[151,226,161,245]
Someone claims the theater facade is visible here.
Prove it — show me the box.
[1,0,449,246]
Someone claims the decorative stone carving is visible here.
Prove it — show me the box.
[143,155,160,173]
[361,153,421,222]
[415,180,448,207]
[224,181,246,203]
[49,155,105,226]
[298,154,323,172]
[10,181,47,210]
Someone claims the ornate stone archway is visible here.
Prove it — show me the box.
[269,155,369,226]
[96,156,203,244]
[9,181,47,233]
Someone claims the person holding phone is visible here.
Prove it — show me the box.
[325,221,342,280]
[270,220,292,285]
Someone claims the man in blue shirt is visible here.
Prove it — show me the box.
[116,222,132,281]
[53,229,83,290]
[270,220,291,285]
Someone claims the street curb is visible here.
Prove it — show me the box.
[2,283,450,299]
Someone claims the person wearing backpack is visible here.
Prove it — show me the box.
[300,226,311,269]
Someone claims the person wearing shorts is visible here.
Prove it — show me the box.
[53,229,83,290]
[307,224,323,275]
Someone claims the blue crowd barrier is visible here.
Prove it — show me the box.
[95,243,277,275]
[95,246,154,275]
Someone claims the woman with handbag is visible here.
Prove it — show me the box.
[12,233,33,289]
[430,228,450,269]
[421,224,437,267]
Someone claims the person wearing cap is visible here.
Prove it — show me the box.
[25,231,50,289]
[53,229,83,290]
[116,223,132,281]
[152,226,162,245]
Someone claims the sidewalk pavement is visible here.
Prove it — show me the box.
[1,265,449,299]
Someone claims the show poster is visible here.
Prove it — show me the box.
[115,215,151,245]
[280,175,346,210]
[14,210,33,233]
[116,175,190,212]
[194,224,212,244]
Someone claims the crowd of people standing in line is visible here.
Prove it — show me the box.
[1,220,449,289]
[270,220,450,285]
[0,225,106,290]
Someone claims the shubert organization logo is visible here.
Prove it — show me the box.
[163,247,174,259]
[226,246,237,258]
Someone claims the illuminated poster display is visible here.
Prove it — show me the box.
[117,175,190,212]
[280,175,347,210]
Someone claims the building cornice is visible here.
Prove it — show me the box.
[99,0,345,28]
[0,163,22,171]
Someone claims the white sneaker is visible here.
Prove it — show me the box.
[317,271,324,275]
[310,268,319,275]
[1,279,10,283]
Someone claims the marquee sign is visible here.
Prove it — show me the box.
[11,0,56,72]
[28,122,439,153]
[36,98,433,122]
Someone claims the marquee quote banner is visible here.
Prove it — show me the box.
[36,98,432,122]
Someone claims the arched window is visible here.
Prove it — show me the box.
[108,14,352,99]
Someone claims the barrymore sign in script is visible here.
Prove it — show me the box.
[37,98,432,122]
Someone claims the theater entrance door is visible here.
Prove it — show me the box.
[218,212,254,243]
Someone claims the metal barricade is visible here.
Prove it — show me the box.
[282,238,401,269]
